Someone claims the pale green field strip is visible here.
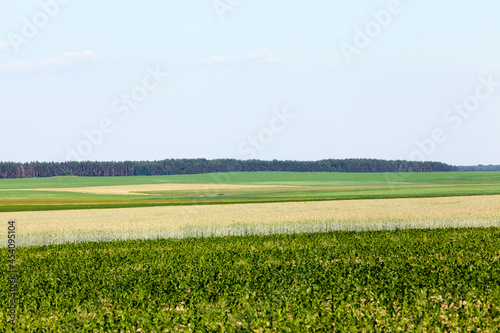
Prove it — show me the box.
[3,195,499,248]
[1,171,500,189]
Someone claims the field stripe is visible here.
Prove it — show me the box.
[2,195,499,247]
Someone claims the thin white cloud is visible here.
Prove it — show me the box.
[176,50,277,67]
[0,41,12,53]
[0,50,103,75]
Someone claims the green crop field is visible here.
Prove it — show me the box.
[2,171,500,189]
[2,228,499,332]
[3,171,500,331]
[1,171,500,212]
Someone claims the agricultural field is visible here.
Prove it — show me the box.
[2,171,500,331]
[0,171,499,247]
[1,195,499,248]
[1,228,499,332]
[1,171,500,213]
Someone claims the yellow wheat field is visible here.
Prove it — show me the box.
[2,195,499,247]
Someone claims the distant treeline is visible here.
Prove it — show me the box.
[0,159,458,179]
[458,165,500,172]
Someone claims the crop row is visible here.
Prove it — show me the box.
[1,227,499,331]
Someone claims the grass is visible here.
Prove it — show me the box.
[2,171,500,189]
[1,171,500,212]
[1,227,499,332]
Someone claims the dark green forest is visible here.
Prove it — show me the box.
[458,165,500,172]
[0,159,458,179]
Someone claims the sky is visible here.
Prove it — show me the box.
[1,0,499,166]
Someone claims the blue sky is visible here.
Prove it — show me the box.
[1,0,499,165]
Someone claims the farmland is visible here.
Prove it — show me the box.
[2,171,500,331]
[1,228,499,332]
[2,195,499,248]
[1,171,500,213]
